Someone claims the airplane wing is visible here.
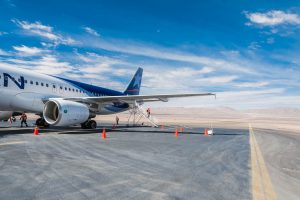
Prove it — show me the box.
[62,93,216,104]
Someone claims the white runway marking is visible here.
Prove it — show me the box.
[0,141,27,146]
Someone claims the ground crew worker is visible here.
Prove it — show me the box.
[20,112,28,127]
[147,108,151,118]
[116,115,119,125]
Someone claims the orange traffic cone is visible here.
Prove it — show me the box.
[102,128,107,139]
[175,128,179,137]
[180,127,184,133]
[34,127,39,136]
[204,128,208,136]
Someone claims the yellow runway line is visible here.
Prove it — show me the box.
[0,141,27,146]
[249,124,277,200]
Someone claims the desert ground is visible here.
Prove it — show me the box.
[97,107,300,135]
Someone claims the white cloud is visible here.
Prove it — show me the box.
[83,63,111,74]
[67,52,133,88]
[245,10,300,26]
[248,42,261,50]
[3,55,74,75]
[12,19,76,45]
[147,88,289,109]
[223,88,284,97]
[0,49,10,56]
[83,26,100,37]
[142,65,237,93]
[13,45,49,56]
[76,52,119,64]
[236,81,269,88]
[75,52,125,73]
[220,50,240,58]
[0,31,8,36]
[195,75,238,84]
[82,38,255,74]
[167,67,214,78]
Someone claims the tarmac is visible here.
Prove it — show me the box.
[0,120,299,200]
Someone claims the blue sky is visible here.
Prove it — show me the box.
[0,0,300,108]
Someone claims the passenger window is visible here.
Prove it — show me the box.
[36,82,39,85]
[69,88,71,91]
[76,89,78,92]
[41,83,44,86]
[30,81,33,84]
[46,84,49,87]
[65,87,67,91]
[53,85,56,88]
[24,80,27,84]
[72,89,75,92]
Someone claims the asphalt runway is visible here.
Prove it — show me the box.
[253,128,300,200]
[0,122,299,200]
[0,122,250,200]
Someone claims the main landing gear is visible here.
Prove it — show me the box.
[35,118,50,128]
[81,119,97,129]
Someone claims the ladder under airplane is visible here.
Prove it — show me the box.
[127,102,159,127]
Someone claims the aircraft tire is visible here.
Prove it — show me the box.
[89,120,97,129]
[36,118,49,128]
[81,120,97,129]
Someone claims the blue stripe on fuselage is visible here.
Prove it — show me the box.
[55,76,124,96]
[55,76,129,110]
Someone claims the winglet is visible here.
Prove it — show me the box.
[124,67,143,95]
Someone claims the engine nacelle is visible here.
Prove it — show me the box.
[43,99,90,126]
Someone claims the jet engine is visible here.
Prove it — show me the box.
[43,99,90,126]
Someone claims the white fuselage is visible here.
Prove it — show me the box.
[0,66,126,115]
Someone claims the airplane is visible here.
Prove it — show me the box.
[0,66,215,129]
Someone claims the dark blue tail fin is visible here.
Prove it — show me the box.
[124,67,143,95]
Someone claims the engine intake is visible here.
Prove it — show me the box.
[43,99,90,126]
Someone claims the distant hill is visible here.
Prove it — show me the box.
[152,107,300,119]
[245,108,300,119]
